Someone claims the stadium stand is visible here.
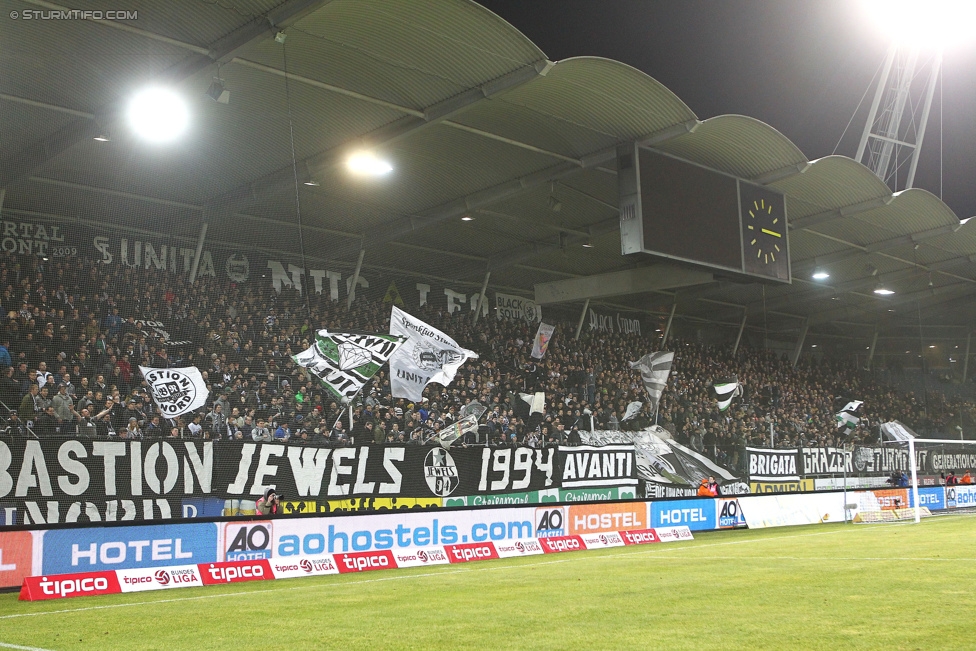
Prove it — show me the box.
[0,247,972,479]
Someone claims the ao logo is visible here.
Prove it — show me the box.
[424,448,459,496]
[226,524,272,561]
[144,369,196,415]
[225,253,249,282]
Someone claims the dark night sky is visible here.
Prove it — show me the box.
[477,0,976,219]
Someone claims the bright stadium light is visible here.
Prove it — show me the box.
[812,270,830,280]
[861,0,976,48]
[127,87,189,143]
[347,151,393,176]
[874,286,895,296]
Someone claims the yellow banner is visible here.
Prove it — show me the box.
[749,479,815,494]
[280,497,444,514]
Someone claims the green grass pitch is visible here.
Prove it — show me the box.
[1,515,974,650]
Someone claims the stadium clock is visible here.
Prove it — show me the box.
[739,181,789,281]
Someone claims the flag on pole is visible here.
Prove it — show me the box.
[622,400,643,421]
[293,329,405,402]
[139,366,209,417]
[389,306,478,402]
[519,392,546,415]
[436,414,480,449]
[628,352,674,414]
[836,400,863,436]
[711,378,741,411]
[460,401,488,421]
[531,322,555,359]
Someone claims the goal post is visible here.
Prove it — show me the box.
[852,435,976,524]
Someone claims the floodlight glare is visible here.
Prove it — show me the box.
[347,152,392,176]
[812,271,830,280]
[861,0,976,48]
[127,88,189,143]
[874,287,895,295]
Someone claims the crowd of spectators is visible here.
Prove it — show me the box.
[0,250,973,475]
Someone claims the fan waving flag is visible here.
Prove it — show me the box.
[711,378,741,411]
[389,306,478,402]
[139,366,209,417]
[531,322,555,359]
[836,399,863,436]
[293,330,406,402]
[628,351,674,414]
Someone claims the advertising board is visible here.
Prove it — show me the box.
[42,522,218,575]
[650,499,716,531]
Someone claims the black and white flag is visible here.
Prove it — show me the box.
[139,366,209,417]
[836,400,863,436]
[628,352,674,414]
[293,329,406,402]
[711,378,741,411]
[389,306,478,401]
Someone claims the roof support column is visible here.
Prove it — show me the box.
[346,247,365,310]
[472,270,491,324]
[733,311,748,356]
[964,331,972,383]
[0,188,5,215]
[187,222,209,285]
[574,300,590,340]
[661,302,677,348]
[865,328,880,370]
[791,318,810,368]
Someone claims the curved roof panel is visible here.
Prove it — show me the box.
[656,115,807,181]
[498,57,698,142]
[771,155,892,212]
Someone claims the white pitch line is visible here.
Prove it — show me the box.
[0,524,947,621]
[0,642,56,651]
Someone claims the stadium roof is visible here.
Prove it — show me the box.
[2,0,975,353]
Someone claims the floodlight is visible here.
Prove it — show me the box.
[127,87,189,143]
[206,79,230,104]
[347,151,392,176]
[874,286,895,295]
[861,0,976,48]
[93,132,110,142]
[812,271,830,280]
[461,215,474,221]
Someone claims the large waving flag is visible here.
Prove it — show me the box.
[389,306,478,401]
[293,330,405,402]
[711,378,741,411]
[139,366,209,417]
[836,399,863,436]
[628,351,674,414]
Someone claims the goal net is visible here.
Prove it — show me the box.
[852,427,976,523]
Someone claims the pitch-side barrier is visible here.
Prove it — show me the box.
[18,526,693,601]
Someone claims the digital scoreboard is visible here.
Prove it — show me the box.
[618,144,791,283]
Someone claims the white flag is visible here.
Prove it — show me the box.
[622,401,643,421]
[389,306,478,401]
[139,366,209,418]
[519,392,546,415]
[531,322,555,359]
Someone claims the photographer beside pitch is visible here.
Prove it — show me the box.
[256,488,280,516]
